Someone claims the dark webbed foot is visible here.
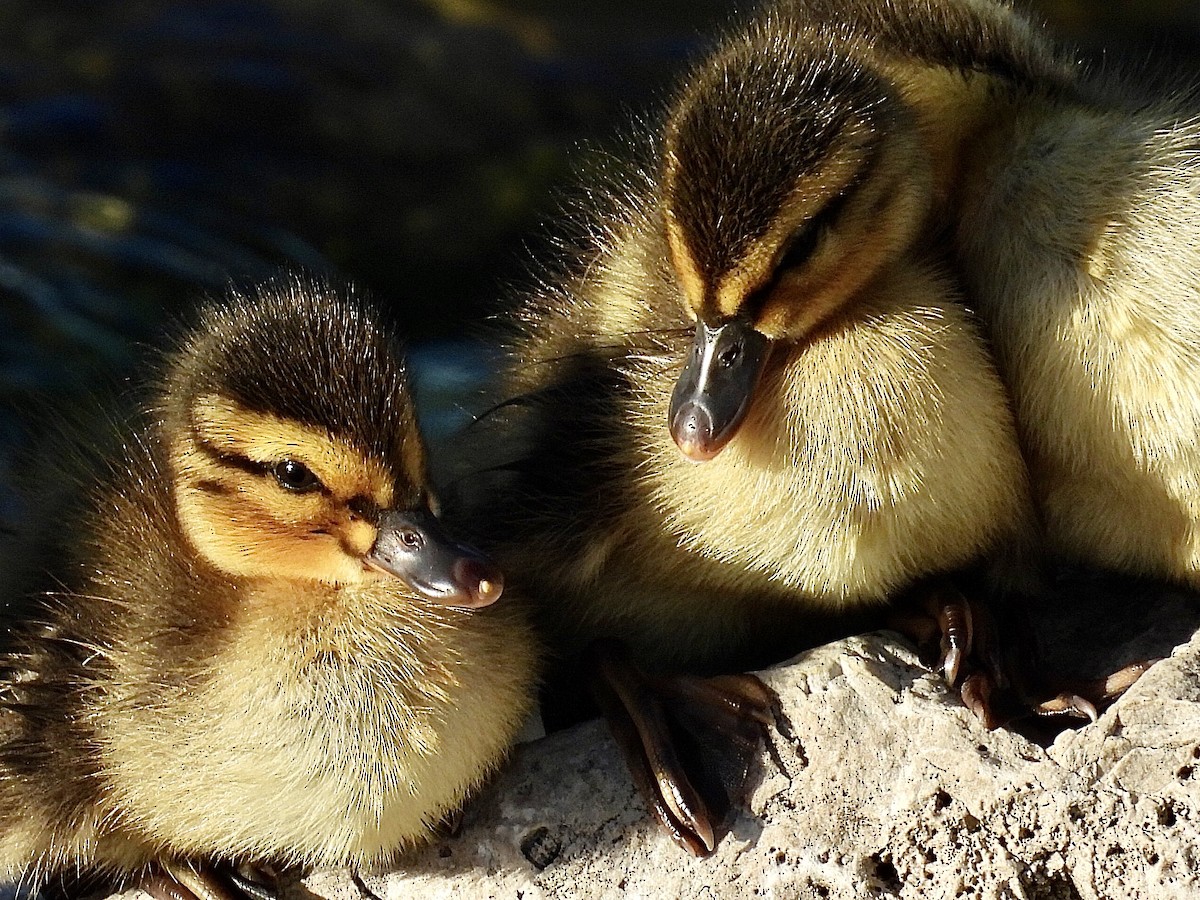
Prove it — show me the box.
[888,583,980,686]
[893,575,1157,730]
[1033,659,1159,722]
[141,862,278,900]
[1021,567,1200,727]
[890,580,1008,727]
[586,639,776,856]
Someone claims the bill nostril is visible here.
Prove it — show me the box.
[671,402,720,461]
[673,402,710,436]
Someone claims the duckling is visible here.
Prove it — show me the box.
[662,2,1200,613]
[453,2,1041,856]
[944,10,1200,590]
[0,276,537,899]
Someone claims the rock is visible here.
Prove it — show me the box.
[296,620,1200,900]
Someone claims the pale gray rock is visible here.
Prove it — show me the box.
[101,590,1199,900]
[296,618,1200,900]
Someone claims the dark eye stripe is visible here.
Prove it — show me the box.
[742,177,863,321]
[189,437,328,494]
[781,186,853,268]
[190,437,270,475]
[196,478,234,496]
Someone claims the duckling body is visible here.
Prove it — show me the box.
[496,260,1022,672]
[761,0,1200,586]
[463,0,1046,674]
[954,63,1200,586]
[477,156,1031,679]
[0,278,536,891]
[446,5,1053,853]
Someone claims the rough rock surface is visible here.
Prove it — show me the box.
[96,583,1199,900]
[294,587,1200,900]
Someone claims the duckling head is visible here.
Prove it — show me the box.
[661,17,930,460]
[161,277,502,607]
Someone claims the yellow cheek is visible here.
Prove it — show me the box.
[338,519,378,558]
[755,267,857,340]
[176,481,377,585]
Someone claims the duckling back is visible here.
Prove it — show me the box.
[0,276,537,888]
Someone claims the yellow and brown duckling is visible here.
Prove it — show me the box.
[649,0,1187,690]
[0,276,536,899]
[663,0,1200,593]
[452,1,1043,856]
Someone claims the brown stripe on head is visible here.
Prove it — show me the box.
[157,276,445,590]
[711,119,876,322]
[660,19,891,326]
[663,181,707,320]
[164,275,421,495]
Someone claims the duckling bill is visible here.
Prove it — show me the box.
[366,507,502,606]
[668,317,769,461]
[0,276,536,899]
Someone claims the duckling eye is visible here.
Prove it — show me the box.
[778,221,823,272]
[273,459,321,493]
[717,342,742,369]
[399,528,423,549]
[778,187,853,273]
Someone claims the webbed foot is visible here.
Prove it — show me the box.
[586,639,776,856]
[893,576,1157,730]
[1032,659,1158,722]
[141,862,278,900]
[890,580,1010,728]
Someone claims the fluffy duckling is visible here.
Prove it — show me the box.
[945,10,1200,589]
[676,2,1200,604]
[454,1,1041,855]
[0,276,536,899]
[488,253,1032,670]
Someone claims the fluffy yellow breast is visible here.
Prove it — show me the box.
[637,261,1030,605]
